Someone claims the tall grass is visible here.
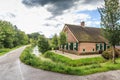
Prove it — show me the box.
[20,47,120,76]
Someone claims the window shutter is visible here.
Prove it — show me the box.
[104,43,106,51]
[76,42,78,51]
[70,43,73,50]
[66,43,68,50]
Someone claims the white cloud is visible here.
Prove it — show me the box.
[0,0,103,38]
[55,13,91,24]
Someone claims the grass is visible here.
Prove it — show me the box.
[0,48,10,56]
[0,46,22,56]
[20,46,120,76]
[44,51,106,67]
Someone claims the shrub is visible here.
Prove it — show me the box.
[20,46,120,76]
[20,47,83,75]
[37,36,50,53]
[20,46,40,66]
[102,48,120,59]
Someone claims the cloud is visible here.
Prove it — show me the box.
[22,0,104,17]
[22,0,78,16]
[0,12,16,20]
[0,0,103,38]
[82,0,103,5]
[7,13,16,18]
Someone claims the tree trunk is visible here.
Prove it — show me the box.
[112,45,116,64]
[62,49,64,54]
[55,47,57,52]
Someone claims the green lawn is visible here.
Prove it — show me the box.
[44,51,106,67]
[0,46,22,56]
[0,48,10,56]
[20,46,120,76]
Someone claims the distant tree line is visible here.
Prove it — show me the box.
[0,20,29,48]
[27,32,41,47]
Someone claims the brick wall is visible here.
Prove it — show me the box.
[78,43,96,53]
[64,26,77,43]
[78,42,105,54]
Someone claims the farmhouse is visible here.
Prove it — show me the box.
[61,22,110,54]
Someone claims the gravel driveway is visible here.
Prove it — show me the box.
[53,50,101,59]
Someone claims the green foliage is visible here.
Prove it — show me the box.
[98,0,120,46]
[0,46,22,56]
[0,21,29,48]
[59,32,67,46]
[28,32,40,40]
[98,0,120,63]
[37,35,50,53]
[102,48,120,59]
[0,48,10,56]
[20,46,83,75]
[44,51,106,67]
[0,21,15,48]
[20,46,40,66]
[51,34,58,49]
[20,46,120,76]
[102,51,112,60]
[28,32,41,46]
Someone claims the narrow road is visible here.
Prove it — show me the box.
[0,46,120,80]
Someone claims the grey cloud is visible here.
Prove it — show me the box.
[0,12,16,19]
[43,23,61,28]
[7,13,16,18]
[22,0,78,16]
[43,23,52,27]
[82,0,104,5]
[22,0,103,17]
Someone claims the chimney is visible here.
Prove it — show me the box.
[81,21,85,27]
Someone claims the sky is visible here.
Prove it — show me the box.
[0,0,104,38]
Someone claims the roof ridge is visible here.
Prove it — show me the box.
[65,23,100,29]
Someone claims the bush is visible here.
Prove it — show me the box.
[102,48,120,59]
[20,46,120,76]
[38,36,50,53]
[20,46,40,66]
[20,47,83,75]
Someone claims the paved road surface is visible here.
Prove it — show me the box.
[0,46,120,80]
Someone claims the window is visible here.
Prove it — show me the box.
[96,44,99,51]
[74,43,76,47]
[68,43,70,50]
[73,43,76,50]
[107,46,110,49]
[100,43,103,50]
[64,45,66,50]
[83,49,85,52]
[93,49,94,52]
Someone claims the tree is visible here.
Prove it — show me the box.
[38,35,50,53]
[0,21,16,48]
[59,32,67,53]
[51,34,58,51]
[18,31,29,45]
[98,0,120,63]
[28,32,40,40]
[0,20,29,48]
[28,32,41,47]
[13,26,28,47]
